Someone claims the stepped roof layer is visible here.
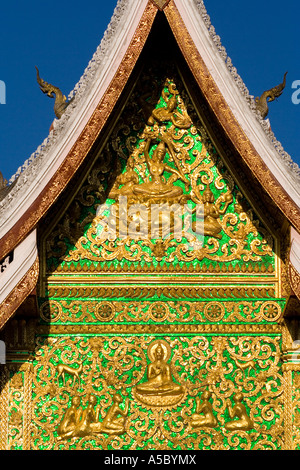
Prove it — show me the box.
[0,0,300,328]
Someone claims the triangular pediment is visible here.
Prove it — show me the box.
[42,20,279,293]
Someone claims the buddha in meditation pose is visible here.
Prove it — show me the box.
[190,390,218,428]
[135,340,184,406]
[225,392,254,431]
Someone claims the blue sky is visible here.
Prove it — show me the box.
[0,0,298,182]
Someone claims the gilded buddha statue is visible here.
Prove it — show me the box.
[134,340,184,407]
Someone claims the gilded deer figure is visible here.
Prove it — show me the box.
[56,362,83,386]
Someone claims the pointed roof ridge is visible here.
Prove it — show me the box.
[3,0,299,194]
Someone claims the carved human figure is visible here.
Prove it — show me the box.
[190,391,217,428]
[133,138,186,200]
[192,185,232,239]
[94,394,129,435]
[135,341,184,404]
[108,158,140,199]
[73,394,98,437]
[225,392,254,431]
[57,396,82,439]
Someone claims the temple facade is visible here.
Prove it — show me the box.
[1,0,300,450]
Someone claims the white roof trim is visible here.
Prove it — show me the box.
[0,229,37,304]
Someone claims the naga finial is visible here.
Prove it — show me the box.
[255,72,288,119]
[35,66,74,119]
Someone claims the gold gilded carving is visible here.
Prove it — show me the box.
[46,285,277,301]
[57,396,82,439]
[134,340,185,407]
[39,299,282,325]
[225,392,254,431]
[56,362,83,387]
[164,1,300,233]
[97,393,129,436]
[198,185,233,239]
[38,323,281,336]
[255,72,288,119]
[29,334,283,449]
[190,391,218,428]
[35,66,74,119]
[57,393,129,439]
[142,80,192,129]
[131,136,188,202]
[44,64,276,272]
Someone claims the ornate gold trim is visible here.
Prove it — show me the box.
[0,258,39,330]
[44,284,276,300]
[37,323,281,335]
[0,2,158,262]
[164,1,300,233]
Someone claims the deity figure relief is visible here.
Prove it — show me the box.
[134,340,185,407]
[192,185,233,239]
[108,137,188,205]
[225,393,254,431]
[92,394,129,435]
[190,391,217,428]
[133,137,188,202]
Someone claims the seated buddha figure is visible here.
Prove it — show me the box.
[135,340,184,407]
[133,138,187,202]
[190,391,218,428]
[225,392,254,431]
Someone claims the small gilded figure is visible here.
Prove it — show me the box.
[57,395,82,439]
[190,390,217,428]
[95,393,129,435]
[225,392,254,431]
